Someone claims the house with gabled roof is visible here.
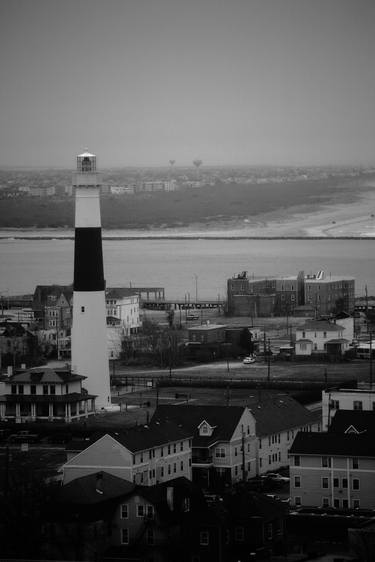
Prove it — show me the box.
[328,410,375,435]
[0,366,95,422]
[151,405,257,489]
[63,421,193,486]
[105,287,140,336]
[44,472,204,562]
[289,432,375,510]
[295,319,349,356]
[322,386,375,431]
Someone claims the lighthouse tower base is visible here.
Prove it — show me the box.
[71,290,112,410]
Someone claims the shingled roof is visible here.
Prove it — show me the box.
[248,395,319,436]
[289,431,375,457]
[151,405,246,447]
[329,410,375,435]
[9,367,85,384]
[68,421,192,454]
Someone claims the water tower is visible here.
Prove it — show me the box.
[193,159,202,182]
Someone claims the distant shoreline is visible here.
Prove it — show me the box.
[1,235,375,240]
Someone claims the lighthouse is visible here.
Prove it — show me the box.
[71,150,111,409]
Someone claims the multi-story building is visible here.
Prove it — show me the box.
[227,270,354,317]
[106,287,140,336]
[322,386,375,431]
[227,271,304,317]
[289,432,375,510]
[249,395,321,474]
[0,366,96,422]
[304,271,355,315]
[33,285,73,330]
[151,405,257,489]
[63,422,192,486]
[295,319,349,356]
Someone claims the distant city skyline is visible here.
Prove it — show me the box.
[1,0,375,168]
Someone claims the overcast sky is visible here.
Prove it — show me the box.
[0,0,374,168]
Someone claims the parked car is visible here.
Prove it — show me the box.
[262,472,290,483]
[243,356,256,364]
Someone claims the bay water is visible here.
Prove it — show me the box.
[0,237,374,299]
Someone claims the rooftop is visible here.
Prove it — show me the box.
[289,431,375,457]
[248,395,318,436]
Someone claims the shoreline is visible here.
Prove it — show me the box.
[1,183,375,240]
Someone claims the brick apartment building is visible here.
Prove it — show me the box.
[227,270,354,317]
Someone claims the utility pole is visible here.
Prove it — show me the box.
[242,429,246,482]
[263,332,267,364]
[366,285,369,333]
[370,332,373,388]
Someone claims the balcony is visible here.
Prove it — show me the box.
[192,455,213,467]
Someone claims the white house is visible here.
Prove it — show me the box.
[63,422,192,486]
[0,366,96,422]
[106,288,141,336]
[322,386,375,431]
[295,320,349,356]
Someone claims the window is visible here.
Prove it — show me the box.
[173,463,176,473]
[353,499,360,509]
[353,400,363,411]
[294,496,301,506]
[234,526,244,542]
[353,478,360,491]
[322,477,329,489]
[234,447,238,457]
[342,499,349,509]
[168,465,171,475]
[180,461,184,471]
[342,478,348,489]
[173,443,177,453]
[11,385,16,395]
[180,441,183,451]
[259,439,262,449]
[322,497,330,508]
[43,385,48,395]
[121,528,129,544]
[333,478,339,488]
[302,331,306,338]
[322,456,331,468]
[30,384,36,395]
[294,476,301,488]
[352,457,359,469]
[18,385,24,395]
[168,445,171,455]
[81,306,85,313]
[200,531,209,546]
[334,499,340,509]
[235,466,238,476]
[323,331,327,338]
[50,385,55,395]
[146,505,154,518]
[137,505,144,517]
[215,448,225,458]
[121,504,128,519]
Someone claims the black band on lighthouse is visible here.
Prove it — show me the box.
[73,227,105,291]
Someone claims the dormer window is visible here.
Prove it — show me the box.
[198,420,214,437]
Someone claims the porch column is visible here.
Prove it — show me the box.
[15,403,21,421]
[31,403,36,420]
[48,403,54,419]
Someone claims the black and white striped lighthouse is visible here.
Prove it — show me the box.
[71,150,111,409]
